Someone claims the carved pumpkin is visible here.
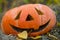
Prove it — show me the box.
[1,4,56,37]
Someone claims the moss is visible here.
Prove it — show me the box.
[57,22,60,26]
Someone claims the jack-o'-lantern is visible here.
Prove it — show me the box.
[1,4,56,37]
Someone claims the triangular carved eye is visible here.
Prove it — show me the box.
[35,8,43,15]
[26,15,34,21]
[15,11,21,20]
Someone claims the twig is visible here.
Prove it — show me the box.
[47,33,58,40]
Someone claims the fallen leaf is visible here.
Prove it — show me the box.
[17,31,28,39]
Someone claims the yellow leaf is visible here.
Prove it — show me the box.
[31,36,42,39]
[17,31,28,39]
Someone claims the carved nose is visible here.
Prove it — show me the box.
[26,15,34,21]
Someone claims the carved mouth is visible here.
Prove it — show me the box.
[10,20,50,33]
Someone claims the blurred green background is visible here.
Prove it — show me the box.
[0,0,60,40]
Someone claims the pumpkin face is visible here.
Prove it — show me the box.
[1,4,56,36]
